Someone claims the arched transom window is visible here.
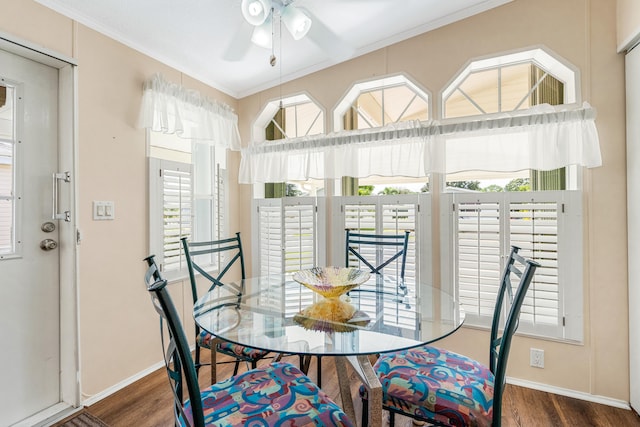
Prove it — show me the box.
[253,93,324,142]
[443,48,578,119]
[333,74,430,132]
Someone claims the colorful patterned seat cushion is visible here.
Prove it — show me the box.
[360,346,495,427]
[197,330,269,360]
[180,362,354,427]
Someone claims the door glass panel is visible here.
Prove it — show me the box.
[0,85,14,256]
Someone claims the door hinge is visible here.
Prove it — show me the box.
[562,316,566,326]
[561,203,565,213]
[76,229,82,245]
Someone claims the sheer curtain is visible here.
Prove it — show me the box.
[239,103,601,184]
[137,73,241,150]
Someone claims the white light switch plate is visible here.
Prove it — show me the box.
[93,201,115,220]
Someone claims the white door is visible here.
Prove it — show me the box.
[627,44,640,413]
[0,48,63,425]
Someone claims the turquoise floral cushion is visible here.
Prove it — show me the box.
[181,362,354,427]
[197,330,269,360]
[360,346,494,427]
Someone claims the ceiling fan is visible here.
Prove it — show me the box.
[224,0,368,63]
[241,0,311,47]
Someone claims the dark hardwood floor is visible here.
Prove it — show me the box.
[84,353,640,427]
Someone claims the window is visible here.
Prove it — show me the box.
[334,74,430,132]
[252,197,324,276]
[246,51,594,343]
[0,84,15,257]
[331,195,427,291]
[439,48,583,341]
[334,74,430,195]
[253,94,325,198]
[149,132,227,279]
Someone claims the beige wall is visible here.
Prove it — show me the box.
[238,0,629,401]
[617,0,640,51]
[0,0,241,396]
[0,0,630,406]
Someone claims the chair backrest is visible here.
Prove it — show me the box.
[345,228,411,280]
[489,246,539,425]
[144,255,205,427]
[181,232,246,304]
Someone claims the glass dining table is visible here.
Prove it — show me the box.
[193,273,465,427]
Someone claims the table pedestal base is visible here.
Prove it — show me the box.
[336,355,382,427]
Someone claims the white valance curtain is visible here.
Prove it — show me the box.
[137,73,241,150]
[238,103,602,184]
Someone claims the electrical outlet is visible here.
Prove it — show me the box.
[530,348,544,368]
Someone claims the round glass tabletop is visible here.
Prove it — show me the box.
[193,274,465,357]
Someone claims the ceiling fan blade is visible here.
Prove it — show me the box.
[300,7,355,61]
[222,21,254,62]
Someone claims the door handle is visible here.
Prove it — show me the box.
[52,172,71,222]
[40,239,58,251]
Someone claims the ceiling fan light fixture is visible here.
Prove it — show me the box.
[251,17,272,49]
[241,0,271,26]
[281,5,312,40]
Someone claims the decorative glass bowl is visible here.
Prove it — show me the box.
[292,267,370,330]
[292,267,370,298]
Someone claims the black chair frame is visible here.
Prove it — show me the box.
[181,233,265,384]
[345,229,411,281]
[362,245,539,427]
[144,255,206,427]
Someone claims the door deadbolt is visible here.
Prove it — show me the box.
[41,222,56,232]
[40,239,58,251]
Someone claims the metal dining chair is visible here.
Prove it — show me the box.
[142,255,355,427]
[360,246,539,427]
[305,228,413,389]
[345,228,411,282]
[181,233,269,385]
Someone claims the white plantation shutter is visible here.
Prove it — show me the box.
[150,159,193,274]
[445,191,582,341]
[254,197,322,276]
[255,200,283,277]
[252,197,322,317]
[0,163,12,254]
[456,199,502,320]
[338,195,421,289]
[215,164,227,240]
[332,194,430,330]
[509,199,559,330]
[284,203,317,273]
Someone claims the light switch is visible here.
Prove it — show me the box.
[93,201,115,220]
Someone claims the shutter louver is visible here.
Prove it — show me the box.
[215,166,227,240]
[284,204,316,273]
[162,168,192,272]
[509,200,559,328]
[456,200,502,320]
[258,204,283,276]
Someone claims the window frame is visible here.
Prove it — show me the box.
[333,73,431,132]
[441,47,580,119]
[439,190,583,342]
[148,132,228,281]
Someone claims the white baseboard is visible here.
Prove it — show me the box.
[507,377,631,411]
[80,361,633,413]
[82,360,165,407]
